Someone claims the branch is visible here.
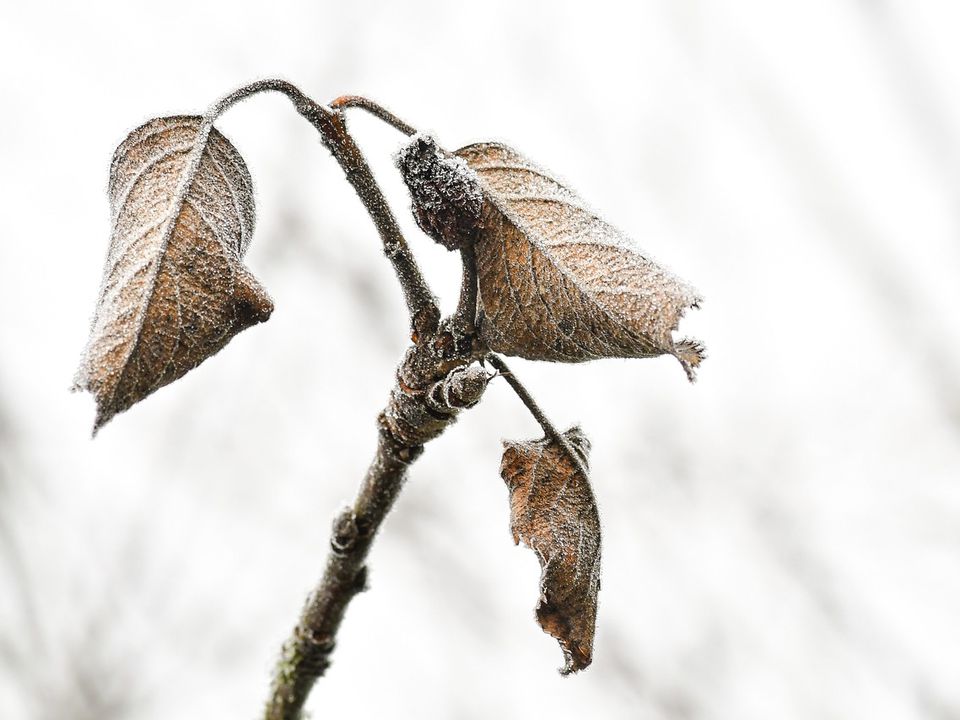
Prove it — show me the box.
[329,95,417,136]
[294,102,439,335]
[208,80,437,335]
[205,78,326,122]
[264,335,490,719]
[485,354,591,480]
[201,82,487,718]
[263,424,410,720]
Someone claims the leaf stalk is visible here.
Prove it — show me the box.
[486,354,591,481]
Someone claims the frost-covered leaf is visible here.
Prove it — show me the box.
[501,426,600,674]
[395,134,483,251]
[75,116,272,432]
[457,142,705,380]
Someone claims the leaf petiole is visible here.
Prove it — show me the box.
[486,354,590,481]
[329,95,417,136]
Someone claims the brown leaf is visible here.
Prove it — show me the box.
[456,142,705,380]
[501,426,600,674]
[75,116,272,432]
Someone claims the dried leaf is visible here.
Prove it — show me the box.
[456,142,705,380]
[395,134,483,251]
[75,116,272,432]
[501,427,600,674]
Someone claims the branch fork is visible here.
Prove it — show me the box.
[197,78,598,719]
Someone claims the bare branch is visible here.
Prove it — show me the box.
[292,102,439,334]
[264,337,490,719]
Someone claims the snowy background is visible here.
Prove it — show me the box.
[2,1,959,718]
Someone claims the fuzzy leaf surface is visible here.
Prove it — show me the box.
[75,116,272,432]
[456,142,705,379]
[501,426,600,674]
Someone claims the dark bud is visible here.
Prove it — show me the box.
[396,134,483,251]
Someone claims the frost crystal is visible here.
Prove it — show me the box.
[395,134,483,251]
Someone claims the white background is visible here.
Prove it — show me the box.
[2,2,959,718]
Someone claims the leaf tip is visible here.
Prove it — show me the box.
[560,651,593,676]
[71,369,106,437]
[673,337,706,383]
[233,268,274,328]
[90,402,112,438]
[538,599,595,675]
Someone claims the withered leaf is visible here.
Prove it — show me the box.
[501,426,600,674]
[75,116,272,432]
[456,142,705,380]
[395,134,483,251]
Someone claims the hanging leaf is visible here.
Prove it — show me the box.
[501,426,601,674]
[75,115,272,433]
[456,142,705,380]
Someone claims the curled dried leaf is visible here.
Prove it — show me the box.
[456,142,705,380]
[501,426,600,674]
[75,116,272,432]
[395,134,483,251]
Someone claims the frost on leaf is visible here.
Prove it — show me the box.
[395,134,483,251]
[456,142,705,381]
[501,426,600,674]
[74,116,272,433]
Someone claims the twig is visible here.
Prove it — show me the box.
[294,101,439,335]
[329,95,417,137]
[205,78,327,122]
[210,80,437,334]
[265,343,489,720]
[485,354,591,480]
[263,423,411,720]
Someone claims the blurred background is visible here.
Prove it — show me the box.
[2,1,959,718]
